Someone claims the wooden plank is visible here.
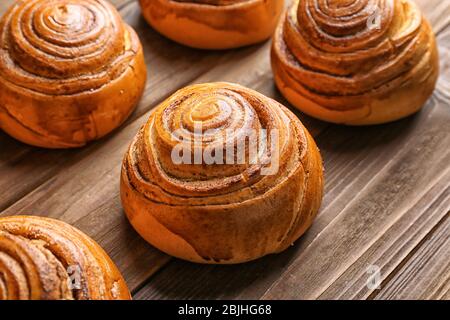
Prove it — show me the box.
[134,94,450,299]
[317,167,450,300]
[259,5,450,298]
[362,25,450,302]
[313,27,450,298]
[415,0,450,34]
[0,0,448,300]
[374,213,449,300]
[134,0,450,300]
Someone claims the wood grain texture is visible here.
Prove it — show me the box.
[0,0,449,300]
[135,98,450,299]
[374,213,449,300]
[134,0,450,300]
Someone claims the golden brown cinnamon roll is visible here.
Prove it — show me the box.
[121,82,324,264]
[271,0,439,125]
[0,215,130,300]
[139,0,284,49]
[0,0,146,148]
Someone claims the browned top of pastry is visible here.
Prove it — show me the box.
[0,216,130,300]
[121,82,324,263]
[125,82,309,205]
[0,0,139,96]
[274,0,435,110]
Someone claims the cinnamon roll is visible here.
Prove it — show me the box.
[139,0,284,49]
[271,0,439,125]
[0,215,130,300]
[121,82,324,264]
[0,0,146,148]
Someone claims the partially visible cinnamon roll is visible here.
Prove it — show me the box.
[0,215,130,300]
[139,0,284,49]
[271,0,439,125]
[121,82,324,264]
[0,0,146,148]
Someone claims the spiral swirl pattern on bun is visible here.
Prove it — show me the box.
[271,0,439,125]
[121,82,324,264]
[139,0,284,49]
[0,0,146,148]
[0,216,130,300]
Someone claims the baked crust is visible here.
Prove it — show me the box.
[139,0,284,49]
[0,215,130,300]
[121,82,324,264]
[0,0,147,148]
[271,0,439,125]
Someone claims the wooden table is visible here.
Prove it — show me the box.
[0,0,449,300]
